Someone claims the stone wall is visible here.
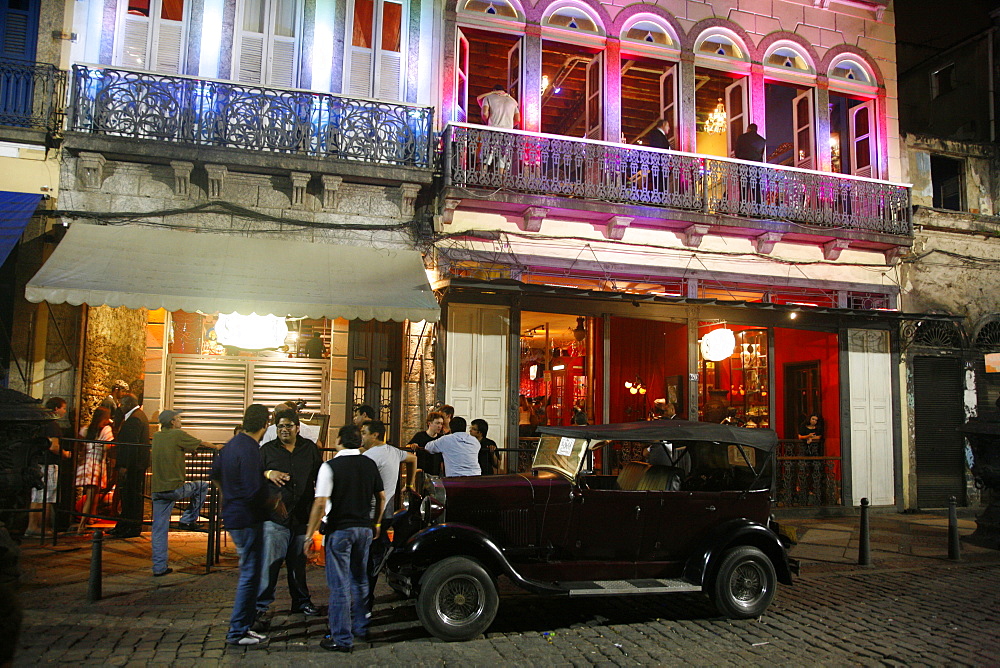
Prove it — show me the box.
[80,305,146,424]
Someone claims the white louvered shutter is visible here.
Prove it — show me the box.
[154,20,185,74]
[270,37,296,87]
[121,13,152,69]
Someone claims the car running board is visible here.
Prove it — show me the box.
[556,578,702,596]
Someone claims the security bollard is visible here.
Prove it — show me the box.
[87,529,103,603]
[949,496,962,561]
[858,498,871,566]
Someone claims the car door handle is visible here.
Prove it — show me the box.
[705,505,716,511]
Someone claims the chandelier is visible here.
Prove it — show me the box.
[704,98,727,134]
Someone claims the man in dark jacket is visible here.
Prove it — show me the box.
[733,123,766,162]
[646,117,673,150]
[212,404,270,646]
[253,408,322,630]
[110,394,149,538]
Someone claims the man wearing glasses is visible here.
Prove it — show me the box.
[253,408,323,631]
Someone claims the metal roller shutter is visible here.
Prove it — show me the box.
[914,356,966,507]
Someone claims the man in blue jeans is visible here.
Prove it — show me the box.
[212,404,270,646]
[149,410,218,577]
[304,438,384,653]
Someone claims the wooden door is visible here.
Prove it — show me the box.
[348,319,403,444]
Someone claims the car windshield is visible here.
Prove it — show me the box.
[532,435,590,480]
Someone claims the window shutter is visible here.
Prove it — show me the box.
[849,99,877,178]
[793,88,814,170]
[121,14,152,69]
[238,33,266,84]
[270,36,296,87]
[154,20,185,74]
[2,12,30,60]
[348,47,373,97]
[376,49,401,100]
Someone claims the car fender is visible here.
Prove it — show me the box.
[388,523,565,595]
[683,518,794,587]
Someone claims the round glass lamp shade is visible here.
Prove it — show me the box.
[700,328,736,362]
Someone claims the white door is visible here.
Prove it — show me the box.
[445,304,509,451]
[455,28,469,122]
[658,63,677,148]
[585,52,603,140]
[234,0,299,87]
[849,99,877,178]
[116,0,187,74]
[725,77,749,157]
[507,40,522,111]
[847,329,894,506]
[793,88,814,170]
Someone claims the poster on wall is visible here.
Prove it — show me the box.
[986,353,1000,374]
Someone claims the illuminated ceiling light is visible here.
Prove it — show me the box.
[700,327,736,361]
[704,98,727,134]
[541,74,550,93]
[215,313,289,350]
[573,316,587,342]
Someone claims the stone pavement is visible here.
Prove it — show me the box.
[9,511,1000,666]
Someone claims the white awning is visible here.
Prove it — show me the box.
[25,224,439,322]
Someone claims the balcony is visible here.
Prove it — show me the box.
[67,65,435,178]
[0,58,67,140]
[442,123,912,247]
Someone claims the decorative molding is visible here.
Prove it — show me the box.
[290,172,310,209]
[441,199,460,225]
[753,232,783,255]
[77,152,106,190]
[399,183,421,219]
[321,175,342,210]
[604,216,633,241]
[823,239,851,261]
[521,207,548,233]
[205,164,227,200]
[169,161,193,198]
[681,223,711,248]
[884,247,907,265]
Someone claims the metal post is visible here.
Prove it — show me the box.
[87,529,103,602]
[858,497,871,566]
[949,496,962,561]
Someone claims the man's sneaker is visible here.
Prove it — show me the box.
[228,632,266,646]
[291,603,320,616]
[177,522,202,531]
[251,609,271,633]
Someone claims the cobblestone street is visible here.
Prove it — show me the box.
[12,514,1000,666]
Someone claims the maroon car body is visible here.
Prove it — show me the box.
[385,421,795,641]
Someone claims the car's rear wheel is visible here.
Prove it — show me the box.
[710,545,777,618]
[416,556,499,641]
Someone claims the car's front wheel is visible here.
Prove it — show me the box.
[416,556,499,641]
[710,545,777,618]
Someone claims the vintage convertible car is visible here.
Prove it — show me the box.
[383,420,797,641]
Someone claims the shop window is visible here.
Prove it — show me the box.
[520,312,593,431]
[697,324,769,429]
[115,0,188,73]
[461,0,518,18]
[931,155,964,211]
[345,0,405,100]
[233,0,300,87]
[931,63,955,98]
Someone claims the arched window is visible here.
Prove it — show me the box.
[764,45,813,74]
[695,31,747,61]
[621,19,674,48]
[461,0,519,19]
[543,5,602,35]
[829,58,874,86]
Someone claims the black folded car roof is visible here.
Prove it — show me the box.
[538,420,778,451]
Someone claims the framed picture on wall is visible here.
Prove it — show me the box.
[665,375,684,415]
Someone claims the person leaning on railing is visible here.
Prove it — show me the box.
[149,410,219,577]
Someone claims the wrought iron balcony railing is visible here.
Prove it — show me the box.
[444,123,912,237]
[70,65,435,168]
[0,58,67,133]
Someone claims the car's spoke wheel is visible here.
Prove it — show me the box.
[417,556,498,641]
[710,545,777,618]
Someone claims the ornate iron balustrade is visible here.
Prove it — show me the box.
[70,65,434,168]
[775,439,842,507]
[444,123,912,236]
[0,59,67,133]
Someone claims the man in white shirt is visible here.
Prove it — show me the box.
[360,420,416,612]
[425,417,482,477]
[476,85,520,171]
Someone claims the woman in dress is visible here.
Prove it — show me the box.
[75,407,113,534]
